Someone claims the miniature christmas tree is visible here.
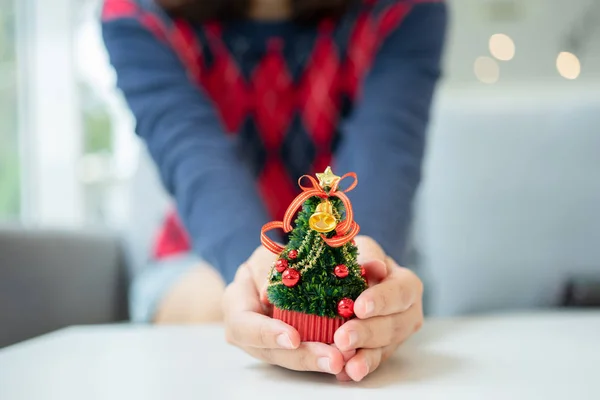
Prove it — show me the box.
[261,167,367,344]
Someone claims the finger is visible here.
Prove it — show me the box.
[353,236,390,284]
[340,348,356,361]
[344,347,382,382]
[330,343,356,362]
[336,370,353,382]
[246,269,272,314]
[259,282,270,306]
[361,260,388,284]
[354,236,387,281]
[226,311,301,350]
[247,246,278,286]
[335,347,356,382]
[345,344,398,382]
[354,236,386,266]
[334,302,423,351]
[246,342,345,375]
[224,266,300,349]
[223,264,262,314]
[354,265,422,318]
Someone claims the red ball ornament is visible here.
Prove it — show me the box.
[288,249,298,260]
[282,268,300,287]
[337,298,355,318]
[334,264,349,278]
[275,259,288,273]
[360,265,367,278]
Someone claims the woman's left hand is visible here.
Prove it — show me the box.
[333,237,424,382]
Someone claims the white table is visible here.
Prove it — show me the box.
[1,311,599,400]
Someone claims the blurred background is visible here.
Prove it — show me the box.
[1,0,599,347]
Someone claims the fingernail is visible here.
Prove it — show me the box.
[347,331,359,348]
[336,371,353,382]
[364,301,375,317]
[317,357,332,373]
[276,333,294,349]
[360,362,370,381]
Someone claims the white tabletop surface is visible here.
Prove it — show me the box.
[1,311,599,400]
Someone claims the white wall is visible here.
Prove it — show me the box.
[415,83,600,316]
[444,0,600,83]
[412,0,600,316]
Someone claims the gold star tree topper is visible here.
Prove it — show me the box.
[316,166,341,188]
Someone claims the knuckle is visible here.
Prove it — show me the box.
[377,291,388,314]
[365,349,383,374]
[225,329,236,345]
[405,269,424,294]
[415,276,424,295]
[414,319,424,333]
[258,322,271,347]
[399,288,413,310]
[382,344,398,361]
[389,317,401,343]
[413,309,424,333]
[356,321,373,345]
[386,255,396,264]
[259,348,274,364]
[374,348,384,367]
[396,320,410,340]
[298,351,312,371]
[356,236,385,256]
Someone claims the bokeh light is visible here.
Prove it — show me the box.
[489,33,515,61]
[556,52,581,80]
[474,56,500,84]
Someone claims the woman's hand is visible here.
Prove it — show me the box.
[223,237,423,381]
[223,246,347,375]
[334,236,424,382]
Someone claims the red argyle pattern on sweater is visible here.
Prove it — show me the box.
[102,0,436,259]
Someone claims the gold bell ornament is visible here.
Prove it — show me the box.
[309,199,337,233]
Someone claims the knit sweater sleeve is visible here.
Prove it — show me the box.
[335,1,448,265]
[102,14,269,285]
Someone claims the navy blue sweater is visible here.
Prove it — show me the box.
[102,0,447,287]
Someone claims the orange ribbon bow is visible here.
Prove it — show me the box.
[261,172,360,255]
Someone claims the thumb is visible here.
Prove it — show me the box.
[354,236,388,282]
[355,235,386,263]
[361,260,388,283]
[260,282,270,306]
[355,236,386,264]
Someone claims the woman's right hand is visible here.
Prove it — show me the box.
[222,246,347,374]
